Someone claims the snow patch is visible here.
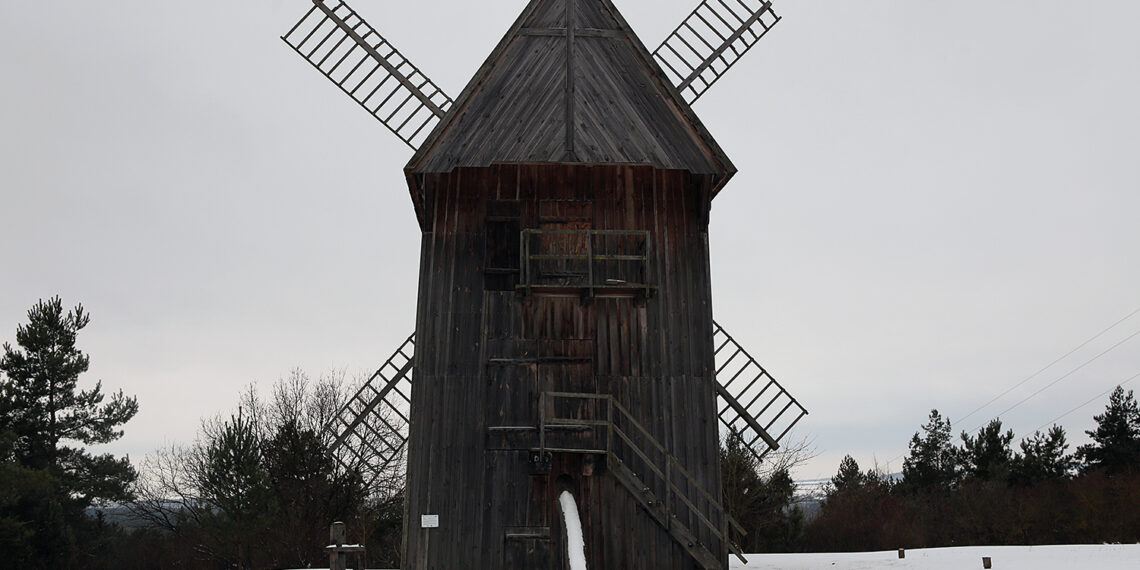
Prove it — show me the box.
[559,490,588,570]
[731,544,1140,570]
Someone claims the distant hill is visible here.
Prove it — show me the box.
[85,503,167,531]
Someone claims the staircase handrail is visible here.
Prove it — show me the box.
[540,391,747,563]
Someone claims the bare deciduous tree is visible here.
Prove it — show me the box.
[130,369,406,569]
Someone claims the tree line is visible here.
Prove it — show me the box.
[5,296,1138,564]
[0,298,403,569]
[718,387,1140,554]
[801,391,1140,551]
[0,297,138,568]
[124,372,405,569]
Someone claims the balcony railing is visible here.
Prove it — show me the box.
[517,229,653,298]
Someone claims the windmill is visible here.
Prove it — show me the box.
[282,1,806,568]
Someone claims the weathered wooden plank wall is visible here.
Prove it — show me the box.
[403,163,723,569]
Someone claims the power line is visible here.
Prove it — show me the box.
[885,368,1140,472]
[1034,371,1140,433]
[886,367,1140,473]
[878,306,1140,472]
[978,327,1140,430]
[955,305,1140,426]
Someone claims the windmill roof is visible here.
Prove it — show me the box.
[406,0,736,189]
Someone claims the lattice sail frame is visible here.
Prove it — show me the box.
[653,0,781,103]
[712,321,806,462]
[327,323,804,486]
[282,0,783,151]
[282,0,453,149]
[325,334,414,495]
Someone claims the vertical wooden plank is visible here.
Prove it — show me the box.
[407,163,723,570]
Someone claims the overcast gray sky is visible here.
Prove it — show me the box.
[1,0,1138,480]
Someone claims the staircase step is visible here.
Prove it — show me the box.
[505,527,551,540]
[531,447,607,455]
[608,455,722,570]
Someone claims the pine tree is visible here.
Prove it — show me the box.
[0,429,56,566]
[1076,386,1140,475]
[960,419,1014,482]
[901,409,960,491]
[720,429,803,552]
[0,297,138,566]
[197,409,274,570]
[720,429,765,538]
[828,455,865,496]
[131,373,382,568]
[1010,425,1071,485]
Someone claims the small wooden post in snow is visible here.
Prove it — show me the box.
[327,521,365,570]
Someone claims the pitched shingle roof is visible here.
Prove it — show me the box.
[406,0,735,191]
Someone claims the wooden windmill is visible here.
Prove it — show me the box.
[282,1,806,568]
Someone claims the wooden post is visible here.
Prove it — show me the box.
[664,457,672,531]
[539,393,547,456]
[330,522,347,570]
[327,521,366,570]
[586,230,595,299]
[983,556,992,569]
[606,397,613,456]
[898,548,905,559]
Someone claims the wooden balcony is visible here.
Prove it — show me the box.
[516,229,654,299]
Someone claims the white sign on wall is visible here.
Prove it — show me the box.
[421,514,440,529]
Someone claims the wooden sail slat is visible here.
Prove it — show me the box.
[712,321,808,462]
[653,0,781,103]
[282,0,452,148]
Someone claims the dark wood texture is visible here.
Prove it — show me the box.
[399,2,737,568]
[403,164,724,570]
[405,0,736,228]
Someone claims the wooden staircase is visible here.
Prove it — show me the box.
[606,458,727,570]
[324,321,806,496]
[539,392,748,570]
[322,323,807,565]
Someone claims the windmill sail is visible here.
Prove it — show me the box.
[653,0,781,103]
[713,321,806,462]
[325,333,415,494]
[282,0,453,149]
[330,324,804,488]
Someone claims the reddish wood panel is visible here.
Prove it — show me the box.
[403,164,724,570]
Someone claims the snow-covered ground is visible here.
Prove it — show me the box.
[733,545,1140,570]
[301,544,1140,570]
